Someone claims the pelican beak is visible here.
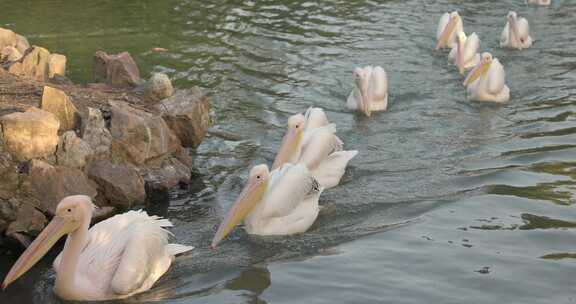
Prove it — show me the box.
[271,127,302,170]
[360,86,372,117]
[457,37,465,74]
[463,59,491,86]
[210,180,268,248]
[436,15,459,50]
[2,216,74,289]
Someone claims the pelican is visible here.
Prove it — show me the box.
[273,112,357,189]
[501,11,533,50]
[527,0,550,5]
[346,66,388,117]
[463,52,510,103]
[2,195,193,301]
[211,163,322,248]
[436,11,464,50]
[448,32,481,75]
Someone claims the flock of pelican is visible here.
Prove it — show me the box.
[1,0,552,301]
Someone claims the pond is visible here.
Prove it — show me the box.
[1,0,576,303]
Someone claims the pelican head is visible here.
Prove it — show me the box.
[436,11,461,50]
[271,114,305,169]
[463,52,492,86]
[353,67,373,117]
[2,195,94,289]
[507,11,524,46]
[211,165,270,248]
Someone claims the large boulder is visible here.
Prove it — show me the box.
[40,86,79,132]
[156,87,210,148]
[144,73,173,103]
[0,152,19,199]
[143,157,191,192]
[109,101,180,165]
[1,46,22,63]
[26,160,98,215]
[0,28,17,50]
[87,160,145,209]
[81,107,112,160]
[15,34,29,54]
[56,131,93,170]
[6,199,46,238]
[48,53,66,78]
[93,51,140,88]
[0,107,60,160]
[8,46,51,82]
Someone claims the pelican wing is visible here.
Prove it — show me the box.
[370,66,388,102]
[304,107,330,131]
[487,59,506,95]
[299,125,341,171]
[517,17,531,40]
[463,33,480,61]
[310,150,358,189]
[436,13,451,40]
[259,164,321,219]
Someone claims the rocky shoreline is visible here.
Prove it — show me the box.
[0,27,210,249]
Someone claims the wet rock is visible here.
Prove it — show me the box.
[15,34,29,54]
[12,46,51,81]
[109,101,180,165]
[87,160,145,209]
[144,73,173,103]
[93,51,140,88]
[27,159,98,215]
[0,28,17,50]
[0,198,18,233]
[0,107,60,160]
[81,107,112,160]
[40,86,79,132]
[6,200,46,237]
[156,87,211,148]
[56,131,93,170]
[143,157,191,192]
[1,46,22,63]
[0,152,19,199]
[48,53,66,78]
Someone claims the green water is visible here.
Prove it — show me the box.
[1,0,576,303]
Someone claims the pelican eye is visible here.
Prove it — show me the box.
[67,208,72,212]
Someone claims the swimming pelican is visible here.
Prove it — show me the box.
[346,66,388,117]
[436,11,464,50]
[463,52,510,103]
[272,113,357,189]
[501,11,533,50]
[211,163,322,247]
[448,32,481,75]
[2,195,193,301]
[527,0,550,5]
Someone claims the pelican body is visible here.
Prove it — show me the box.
[436,11,463,50]
[211,163,322,247]
[347,66,388,117]
[501,11,533,50]
[448,32,481,74]
[463,52,510,103]
[273,110,357,189]
[2,195,193,301]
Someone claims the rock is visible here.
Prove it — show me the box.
[0,107,60,160]
[27,159,97,215]
[0,28,17,50]
[49,74,74,85]
[6,200,46,237]
[109,101,180,165]
[156,87,211,148]
[0,199,18,233]
[56,131,93,170]
[144,73,173,103]
[81,107,112,160]
[15,34,29,54]
[143,157,191,192]
[93,51,140,88]
[40,86,79,132]
[0,152,19,199]
[87,160,145,209]
[10,46,51,82]
[48,53,66,78]
[1,46,22,62]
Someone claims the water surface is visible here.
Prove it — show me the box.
[1,0,576,303]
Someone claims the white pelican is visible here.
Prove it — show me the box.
[463,52,510,103]
[500,11,533,50]
[211,163,322,248]
[272,113,357,189]
[436,11,464,50]
[527,0,550,5]
[448,32,481,75]
[346,66,388,117]
[2,195,193,301]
